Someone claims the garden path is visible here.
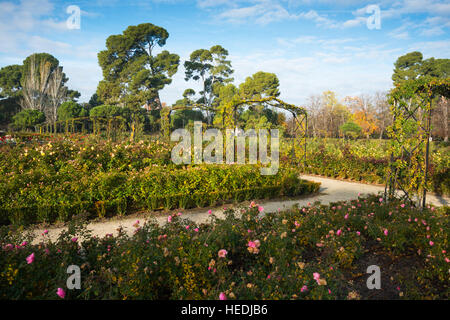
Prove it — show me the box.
[31,175,449,243]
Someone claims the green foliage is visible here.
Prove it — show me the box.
[0,97,21,127]
[386,78,450,202]
[393,51,450,85]
[22,53,66,87]
[88,93,103,109]
[0,65,23,98]
[282,138,449,195]
[340,122,361,139]
[57,101,88,121]
[66,90,81,102]
[97,23,179,108]
[89,105,130,119]
[0,136,319,226]
[239,71,280,100]
[1,195,447,299]
[184,45,234,108]
[11,110,45,130]
[170,109,205,129]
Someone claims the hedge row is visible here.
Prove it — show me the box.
[0,166,320,226]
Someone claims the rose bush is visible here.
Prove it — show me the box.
[0,195,447,300]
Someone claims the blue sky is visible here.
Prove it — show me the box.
[0,0,449,105]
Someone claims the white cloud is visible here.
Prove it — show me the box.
[419,26,445,37]
[298,10,339,28]
[163,40,403,106]
[60,59,102,101]
[197,0,235,8]
[277,35,364,49]
[216,1,300,24]
[408,40,450,58]
[228,51,394,105]
[389,31,410,40]
[0,0,72,55]
[342,16,366,28]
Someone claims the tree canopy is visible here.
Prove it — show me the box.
[97,23,180,109]
[392,51,450,85]
[184,45,234,110]
[0,65,23,99]
[57,101,88,121]
[239,71,280,100]
[12,109,45,130]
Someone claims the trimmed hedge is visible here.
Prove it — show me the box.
[0,166,320,226]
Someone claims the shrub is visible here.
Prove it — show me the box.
[57,101,88,121]
[11,109,45,130]
[0,195,447,300]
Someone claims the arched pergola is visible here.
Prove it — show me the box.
[160,103,215,138]
[162,97,308,165]
[385,78,450,208]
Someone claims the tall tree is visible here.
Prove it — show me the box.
[319,91,349,138]
[20,53,68,123]
[345,95,378,139]
[0,65,23,99]
[373,91,391,139]
[392,51,450,85]
[392,51,424,85]
[237,71,281,124]
[184,45,233,122]
[0,64,23,127]
[392,52,450,141]
[20,54,54,112]
[305,94,322,138]
[97,23,179,109]
[46,66,67,122]
[239,71,280,100]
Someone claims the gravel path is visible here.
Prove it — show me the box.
[31,175,449,243]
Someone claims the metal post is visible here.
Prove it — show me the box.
[422,99,432,209]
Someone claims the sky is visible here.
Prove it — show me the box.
[0,0,449,106]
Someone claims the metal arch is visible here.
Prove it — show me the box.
[230,97,308,166]
[384,78,450,208]
[35,115,127,137]
[160,103,216,139]
[162,97,309,166]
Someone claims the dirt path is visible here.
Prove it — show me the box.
[31,175,449,243]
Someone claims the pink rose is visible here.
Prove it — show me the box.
[26,253,35,264]
[56,288,65,299]
[218,249,228,258]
